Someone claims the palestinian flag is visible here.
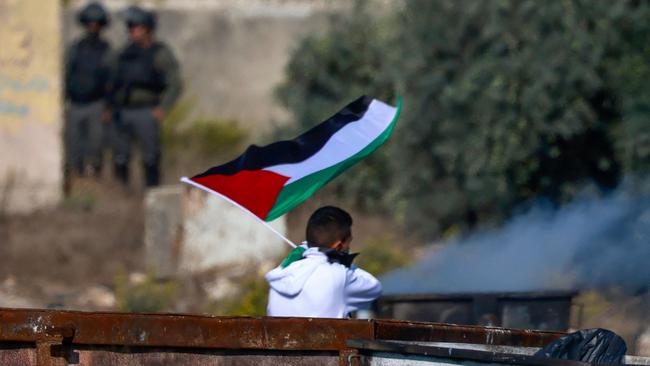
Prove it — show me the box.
[182,96,401,221]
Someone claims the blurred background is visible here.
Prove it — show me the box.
[3,0,650,355]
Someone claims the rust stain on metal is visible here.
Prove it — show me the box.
[374,319,564,347]
[0,346,36,366]
[339,348,360,366]
[0,308,374,350]
[36,341,66,366]
[0,307,570,366]
[77,350,339,365]
[0,307,564,353]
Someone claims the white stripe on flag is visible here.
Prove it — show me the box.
[265,99,397,184]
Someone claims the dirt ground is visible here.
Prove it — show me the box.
[0,175,144,308]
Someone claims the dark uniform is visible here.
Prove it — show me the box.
[111,6,182,187]
[64,2,112,180]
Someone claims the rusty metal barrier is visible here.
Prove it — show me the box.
[0,307,565,366]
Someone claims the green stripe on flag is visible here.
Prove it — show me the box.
[265,97,402,221]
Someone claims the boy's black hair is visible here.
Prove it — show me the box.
[306,206,352,248]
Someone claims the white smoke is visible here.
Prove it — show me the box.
[381,187,650,294]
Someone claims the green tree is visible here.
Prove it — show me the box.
[391,0,620,235]
[599,2,650,177]
[277,0,650,239]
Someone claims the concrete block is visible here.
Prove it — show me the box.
[144,185,288,277]
[145,186,184,278]
[181,186,287,273]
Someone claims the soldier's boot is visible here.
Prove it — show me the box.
[114,163,129,185]
[63,167,73,197]
[144,164,160,187]
[93,161,103,177]
[63,163,84,197]
[86,151,104,177]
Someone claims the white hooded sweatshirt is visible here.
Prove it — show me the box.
[265,247,382,318]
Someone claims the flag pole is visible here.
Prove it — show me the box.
[180,177,297,248]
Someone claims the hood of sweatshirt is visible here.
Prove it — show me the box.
[265,247,329,297]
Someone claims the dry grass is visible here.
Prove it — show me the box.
[574,289,650,354]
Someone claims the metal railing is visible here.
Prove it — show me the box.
[0,307,565,366]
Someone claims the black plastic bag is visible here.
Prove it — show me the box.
[534,328,627,364]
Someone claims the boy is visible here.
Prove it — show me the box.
[265,206,382,318]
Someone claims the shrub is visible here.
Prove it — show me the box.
[115,273,178,313]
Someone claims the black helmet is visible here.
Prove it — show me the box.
[124,6,156,29]
[78,2,109,26]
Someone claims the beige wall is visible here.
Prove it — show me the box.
[64,1,335,136]
[0,0,63,213]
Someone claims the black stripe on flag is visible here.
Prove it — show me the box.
[193,96,372,178]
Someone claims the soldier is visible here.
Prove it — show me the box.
[64,2,112,193]
[110,6,182,187]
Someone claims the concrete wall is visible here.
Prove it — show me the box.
[64,0,340,135]
[0,0,63,213]
[145,185,287,277]
[0,0,339,212]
